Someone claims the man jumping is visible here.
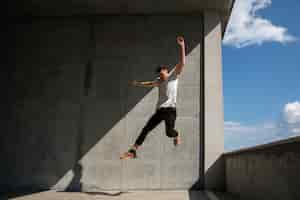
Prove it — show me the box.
[120,36,186,160]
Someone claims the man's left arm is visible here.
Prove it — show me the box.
[174,36,186,75]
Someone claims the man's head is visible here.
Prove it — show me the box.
[156,65,169,81]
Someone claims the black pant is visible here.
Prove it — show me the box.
[134,107,178,146]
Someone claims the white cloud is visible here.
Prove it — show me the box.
[224,120,281,151]
[224,121,241,126]
[291,128,300,134]
[281,101,300,137]
[283,101,300,124]
[224,121,257,134]
[223,0,296,48]
[225,101,300,151]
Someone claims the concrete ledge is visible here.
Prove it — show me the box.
[205,191,240,200]
[224,136,300,156]
[1,190,208,200]
[223,136,300,200]
[1,190,242,200]
[7,0,235,37]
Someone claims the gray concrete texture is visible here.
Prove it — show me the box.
[7,0,234,40]
[0,190,242,200]
[7,0,233,16]
[224,136,300,200]
[1,16,204,191]
[204,12,225,190]
[1,190,210,200]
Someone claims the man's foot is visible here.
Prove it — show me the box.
[173,133,181,146]
[120,148,137,160]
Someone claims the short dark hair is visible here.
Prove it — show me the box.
[155,65,169,73]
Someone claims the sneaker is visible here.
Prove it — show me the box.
[120,148,137,160]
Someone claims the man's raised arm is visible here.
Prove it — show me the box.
[174,36,186,75]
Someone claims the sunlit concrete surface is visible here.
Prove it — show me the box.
[2,190,210,200]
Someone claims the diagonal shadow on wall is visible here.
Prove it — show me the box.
[1,15,207,198]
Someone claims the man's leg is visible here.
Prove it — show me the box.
[164,108,181,146]
[134,110,163,146]
[120,110,163,159]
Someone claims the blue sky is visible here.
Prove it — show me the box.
[222,0,300,151]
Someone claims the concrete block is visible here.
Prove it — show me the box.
[161,160,199,189]
[161,117,199,161]
[80,99,124,160]
[204,11,225,190]
[3,15,204,191]
[81,160,122,190]
[225,138,300,200]
[122,160,161,190]
[177,86,200,118]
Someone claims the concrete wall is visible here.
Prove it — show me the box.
[204,11,225,190]
[2,19,89,192]
[1,15,203,191]
[7,0,234,17]
[224,136,300,200]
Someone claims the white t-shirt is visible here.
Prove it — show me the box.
[155,68,179,109]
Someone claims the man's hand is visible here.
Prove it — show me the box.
[130,80,158,87]
[131,80,139,86]
[177,36,185,47]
